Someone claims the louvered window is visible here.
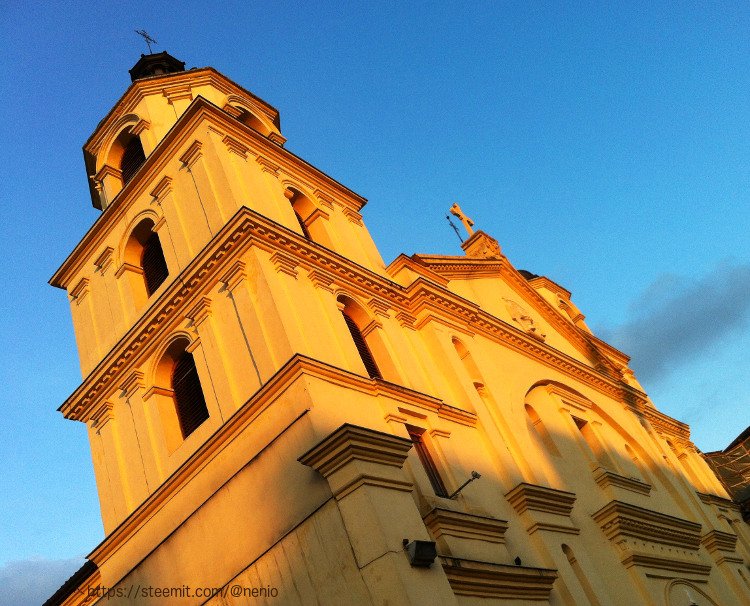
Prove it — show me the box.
[342,312,381,379]
[408,428,448,497]
[141,232,168,296]
[121,137,146,185]
[294,210,312,240]
[172,351,209,438]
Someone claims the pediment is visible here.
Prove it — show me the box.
[410,253,629,375]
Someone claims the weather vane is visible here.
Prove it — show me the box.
[135,29,157,54]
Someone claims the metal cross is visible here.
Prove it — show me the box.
[135,30,157,54]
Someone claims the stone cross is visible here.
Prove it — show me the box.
[449,203,475,236]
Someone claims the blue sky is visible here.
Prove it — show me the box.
[1,2,749,602]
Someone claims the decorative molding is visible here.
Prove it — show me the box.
[307,207,330,224]
[505,483,576,517]
[593,466,652,496]
[383,413,408,424]
[696,491,740,512]
[460,230,502,259]
[222,134,250,158]
[366,297,390,318]
[440,558,558,601]
[149,176,173,203]
[269,251,299,277]
[592,500,709,576]
[298,423,412,476]
[395,311,417,329]
[256,155,280,175]
[152,216,167,234]
[267,132,286,146]
[307,268,335,292]
[424,508,508,544]
[593,500,702,550]
[130,118,151,137]
[220,260,247,292]
[185,296,212,327]
[701,529,738,555]
[179,140,203,168]
[143,386,174,401]
[429,429,451,439]
[114,262,143,279]
[57,208,656,427]
[436,403,477,427]
[69,277,90,304]
[119,370,145,399]
[162,83,193,105]
[90,402,114,430]
[93,164,122,183]
[342,207,363,225]
[222,103,243,119]
[298,424,414,499]
[314,189,335,209]
[94,247,114,275]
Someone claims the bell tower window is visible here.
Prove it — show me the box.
[120,136,146,185]
[141,231,169,296]
[172,350,209,439]
[341,311,382,379]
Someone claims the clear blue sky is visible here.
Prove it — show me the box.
[1,2,749,602]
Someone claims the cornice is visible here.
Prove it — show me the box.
[297,423,413,477]
[697,491,740,511]
[59,207,655,427]
[592,500,702,550]
[701,529,738,554]
[53,95,367,289]
[423,508,508,544]
[593,466,652,496]
[505,483,577,517]
[386,254,449,287]
[527,275,572,299]
[440,558,558,601]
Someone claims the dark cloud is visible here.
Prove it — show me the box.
[0,557,84,606]
[604,261,750,384]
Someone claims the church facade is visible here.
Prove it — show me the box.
[47,53,750,605]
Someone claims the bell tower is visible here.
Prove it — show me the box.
[52,50,391,529]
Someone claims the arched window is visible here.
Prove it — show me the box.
[120,136,146,185]
[341,311,381,379]
[141,231,169,296]
[284,188,315,241]
[123,218,170,304]
[172,350,209,438]
[294,209,312,240]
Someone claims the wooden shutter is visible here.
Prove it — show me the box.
[342,312,382,379]
[141,232,169,296]
[172,351,209,438]
[408,428,448,497]
[120,137,146,184]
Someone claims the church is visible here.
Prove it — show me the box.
[46,52,750,605]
